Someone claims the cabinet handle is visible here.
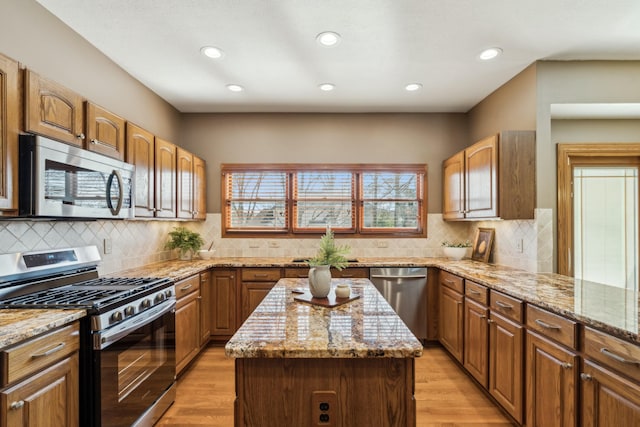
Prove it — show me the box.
[600,348,640,365]
[443,279,454,285]
[31,342,65,358]
[561,362,573,370]
[230,275,234,279]
[180,284,193,291]
[467,289,481,296]
[479,315,487,319]
[487,319,494,324]
[9,400,24,410]
[77,133,85,140]
[90,138,98,144]
[580,373,592,381]
[495,301,513,310]
[341,274,354,278]
[254,274,268,278]
[535,319,561,330]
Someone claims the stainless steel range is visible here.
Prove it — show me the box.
[0,246,176,427]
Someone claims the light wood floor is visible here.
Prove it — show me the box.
[156,345,514,426]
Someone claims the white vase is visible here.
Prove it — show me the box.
[443,246,467,260]
[308,265,331,298]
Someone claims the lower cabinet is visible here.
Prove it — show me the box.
[199,270,211,348]
[439,272,464,363]
[463,298,489,387]
[0,322,80,427]
[210,269,237,337]
[175,274,201,375]
[240,268,281,324]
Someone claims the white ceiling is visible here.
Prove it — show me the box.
[36,0,640,113]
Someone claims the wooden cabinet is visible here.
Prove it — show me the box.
[439,271,464,363]
[193,155,207,220]
[154,137,177,218]
[126,122,156,217]
[0,322,80,427]
[283,266,368,278]
[199,270,212,348]
[177,148,207,220]
[175,275,201,375]
[210,269,238,337]
[443,130,536,221]
[463,293,489,387]
[0,53,19,213]
[85,102,125,160]
[24,69,84,147]
[240,268,281,324]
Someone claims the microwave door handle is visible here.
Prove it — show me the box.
[106,169,124,215]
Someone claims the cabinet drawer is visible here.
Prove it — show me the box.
[333,267,368,278]
[241,268,281,282]
[1,322,80,386]
[440,271,464,293]
[489,291,523,323]
[175,275,200,300]
[465,280,488,305]
[284,267,309,278]
[584,327,640,382]
[526,305,577,349]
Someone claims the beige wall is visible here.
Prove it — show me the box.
[0,0,181,142]
[179,113,468,213]
[467,63,537,142]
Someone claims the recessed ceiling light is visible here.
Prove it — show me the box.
[319,83,335,91]
[201,46,224,59]
[226,84,244,92]
[316,31,341,47]
[479,47,502,60]
[405,83,423,92]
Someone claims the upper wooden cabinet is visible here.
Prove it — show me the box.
[0,53,20,213]
[443,131,536,221]
[154,137,177,218]
[177,148,207,220]
[24,69,84,147]
[85,102,125,160]
[126,123,156,217]
[193,155,206,220]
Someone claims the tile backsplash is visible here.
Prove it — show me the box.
[0,209,553,276]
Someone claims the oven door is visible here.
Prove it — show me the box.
[92,300,175,427]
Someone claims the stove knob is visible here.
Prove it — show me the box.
[110,311,123,323]
[155,293,166,303]
[140,299,151,309]
[124,306,135,317]
[164,289,173,298]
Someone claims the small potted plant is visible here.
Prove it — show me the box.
[166,226,204,261]
[307,229,350,298]
[441,240,471,260]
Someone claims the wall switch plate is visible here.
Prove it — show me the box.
[249,242,260,248]
[376,240,389,248]
[516,238,524,253]
[103,238,112,254]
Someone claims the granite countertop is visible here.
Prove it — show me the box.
[115,257,640,345]
[224,278,423,359]
[0,309,86,349]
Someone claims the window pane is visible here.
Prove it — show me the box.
[297,171,352,198]
[362,172,417,199]
[363,201,418,228]
[295,171,354,229]
[226,171,287,230]
[296,201,353,228]
[230,201,286,228]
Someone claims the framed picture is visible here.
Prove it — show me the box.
[472,227,494,262]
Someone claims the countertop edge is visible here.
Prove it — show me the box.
[0,309,86,349]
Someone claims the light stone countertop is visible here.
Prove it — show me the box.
[0,309,86,349]
[224,278,423,359]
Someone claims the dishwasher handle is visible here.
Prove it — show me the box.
[370,274,427,279]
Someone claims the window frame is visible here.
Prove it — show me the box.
[221,163,428,238]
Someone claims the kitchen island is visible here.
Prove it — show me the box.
[225,278,423,427]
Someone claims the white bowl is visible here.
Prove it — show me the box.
[442,246,467,260]
[198,249,216,259]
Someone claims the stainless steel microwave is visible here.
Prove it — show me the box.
[18,134,135,219]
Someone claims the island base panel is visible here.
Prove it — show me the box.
[234,357,416,427]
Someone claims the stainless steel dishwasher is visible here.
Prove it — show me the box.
[370,267,428,339]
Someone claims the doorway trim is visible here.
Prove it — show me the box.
[557,143,640,276]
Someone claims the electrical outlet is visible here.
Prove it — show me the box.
[249,242,260,248]
[268,241,279,248]
[377,240,388,248]
[516,238,524,253]
[311,390,337,426]
[103,238,112,254]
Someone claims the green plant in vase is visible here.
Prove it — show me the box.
[166,226,204,261]
[307,229,350,298]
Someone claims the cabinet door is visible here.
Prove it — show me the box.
[241,282,276,324]
[199,271,211,347]
[176,147,194,219]
[526,331,577,427]
[0,54,19,212]
[175,291,200,375]
[211,269,237,336]
[439,285,464,363]
[154,138,177,218]
[464,298,489,387]
[85,102,125,160]
[193,155,207,220]
[488,311,523,424]
[126,123,155,217]
[24,70,84,146]
[1,353,79,427]
[442,151,465,220]
[581,360,640,427]
[465,135,498,219]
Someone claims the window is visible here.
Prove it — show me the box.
[222,164,427,237]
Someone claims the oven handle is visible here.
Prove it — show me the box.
[95,299,175,350]
[106,169,124,216]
